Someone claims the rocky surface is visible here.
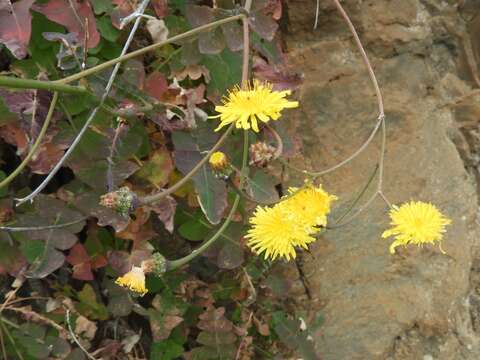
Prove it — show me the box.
[283,0,480,359]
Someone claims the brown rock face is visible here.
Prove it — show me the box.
[284,0,480,359]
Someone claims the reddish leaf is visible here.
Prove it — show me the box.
[152,0,168,18]
[66,243,107,280]
[249,11,278,41]
[71,261,94,281]
[144,72,169,101]
[66,243,89,265]
[0,0,34,59]
[0,123,28,154]
[221,22,243,52]
[116,208,156,247]
[29,141,68,175]
[32,0,100,48]
[111,0,134,29]
[185,5,214,28]
[252,56,303,91]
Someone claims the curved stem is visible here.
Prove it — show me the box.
[138,124,234,205]
[0,92,59,190]
[332,164,378,225]
[0,77,86,94]
[264,124,283,160]
[168,130,249,270]
[280,115,383,177]
[332,0,384,118]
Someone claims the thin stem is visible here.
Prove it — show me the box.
[57,15,244,85]
[15,0,150,206]
[322,0,388,226]
[0,92,59,190]
[167,131,249,270]
[0,321,23,360]
[333,164,378,224]
[0,216,86,232]
[65,309,97,360]
[328,191,378,229]
[0,76,86,94]
[138,125,234,205]
[280,115,383,177]
[264,124,283,160]
[332,0,384,118]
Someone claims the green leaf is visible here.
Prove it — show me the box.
[77,284,109,320]
[202,49,242,96]
[97,15,120,42]
[178,217,210,241]
[246,170,279,204]
[271,311,319,360]
[20,240,45,263]
[0,97,17,126]
[150,340,184,360]
[92,0,113,14]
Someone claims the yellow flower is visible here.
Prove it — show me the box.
[283,184,337,227]
[246,203,318,261]
[115,266,148,296]
[382,201,451,254]
[211,80,299,132]
[209,151,229,170]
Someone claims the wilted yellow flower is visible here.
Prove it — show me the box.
[246,203,318,261]
[115,266,147,296]
[283,184,337,227]
[209,151,229,170]
[211,80,299,132]
[382,201,451,254]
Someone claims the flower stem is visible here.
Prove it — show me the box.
[0,92,59,190]
[167,130,249,270]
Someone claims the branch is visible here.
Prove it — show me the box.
[15,0,151,206]
[0,76,86,94]
[0,92,59,190]
[56,14,245,85]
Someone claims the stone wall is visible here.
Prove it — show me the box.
[283,0,480,358]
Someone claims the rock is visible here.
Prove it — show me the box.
[283,0,480,359]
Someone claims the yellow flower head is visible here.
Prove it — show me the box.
[211,80,299,132]
[246,203,318,261]
[283,184,338,227]
[115,266,148,296]
[209,151,229,170]
[382,201,451,254]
